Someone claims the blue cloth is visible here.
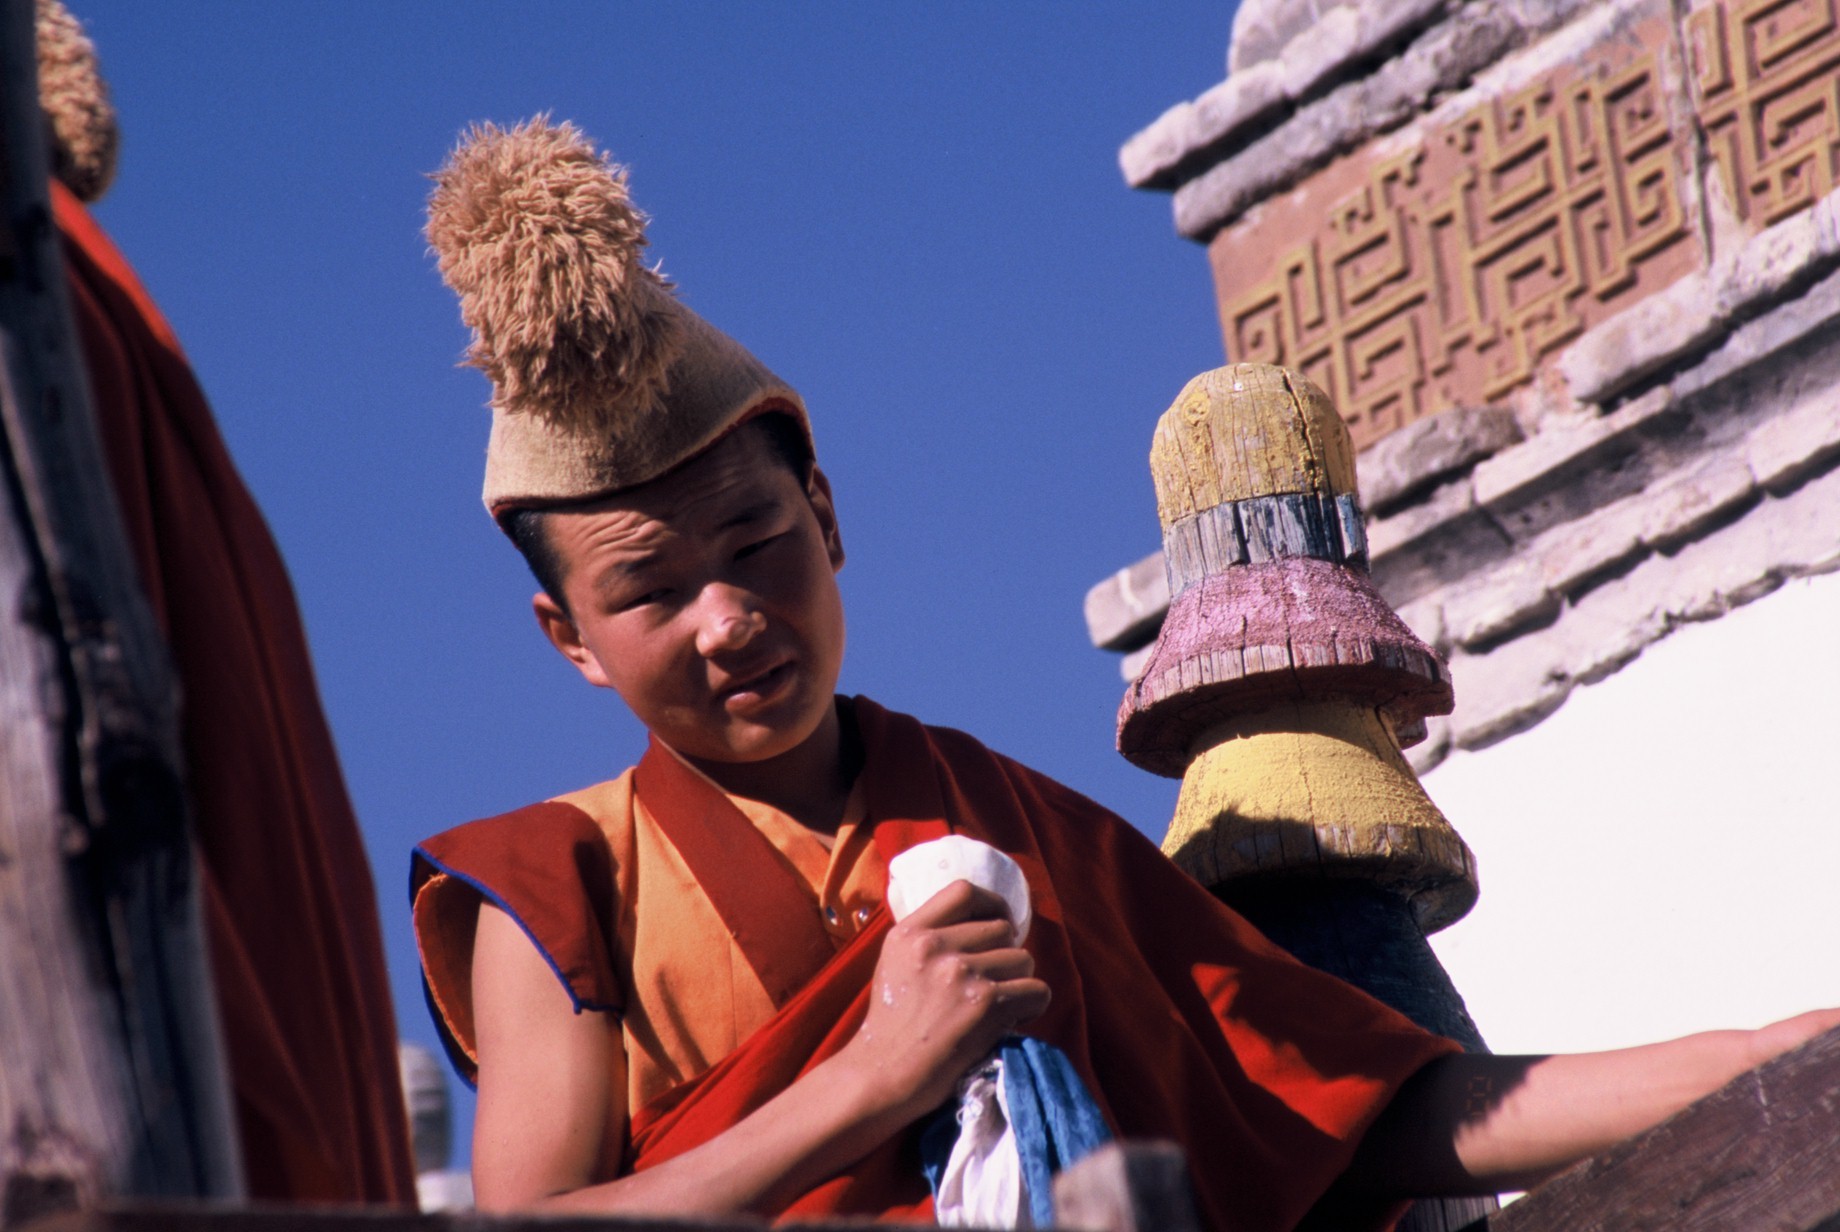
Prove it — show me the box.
[920,1036,1113,1225]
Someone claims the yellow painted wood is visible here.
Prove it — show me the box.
[1148,364,1359,529]
[1161,700,1477,931]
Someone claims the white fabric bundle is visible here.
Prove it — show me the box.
[886,836,1034,1227]
[886,834,1031,945]
[934,1059,1025,1227]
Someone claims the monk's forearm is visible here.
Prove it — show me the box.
[1350,1031,1764,1196]
[526,1047,917,1217]
[1460,1034,1758,1191]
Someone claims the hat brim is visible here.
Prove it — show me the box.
[483,311,809,519]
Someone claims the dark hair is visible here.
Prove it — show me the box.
[506,411,813,613]
[504,505,570,610]
[749,408,815,480]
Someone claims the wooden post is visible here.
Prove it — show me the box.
[1118,365,1495,1232]
[0,0,241,1220]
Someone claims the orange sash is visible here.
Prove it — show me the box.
[622,729,946,1219]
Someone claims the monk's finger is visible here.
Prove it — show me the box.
[961,946,1035,983]
[930,917,1022,955]
[1750,1006,1840,1065]
[990,976,1051,1027]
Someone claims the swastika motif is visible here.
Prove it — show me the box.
[1214,29,1698,449]
[1689,0,1840,226]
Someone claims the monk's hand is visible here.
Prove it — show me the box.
[1745,1006,1840,1069]
[846,879,1051,1119]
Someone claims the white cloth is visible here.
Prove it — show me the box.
[886,834,1031,944]
[886,836,1033,1227]
[934,1058,1030,1227]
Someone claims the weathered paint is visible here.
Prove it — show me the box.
[1164,700,1476,932]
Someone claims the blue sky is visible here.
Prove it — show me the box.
[77,1,1241,1166]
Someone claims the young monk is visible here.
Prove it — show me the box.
[408,119,1840,1232]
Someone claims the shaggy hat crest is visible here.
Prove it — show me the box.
[426,119,683,432]
[425,117,808,517]
[37,0,119,203]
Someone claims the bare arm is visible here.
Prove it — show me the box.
[470,880,1049,1216]
[1343,1008,1840,1197]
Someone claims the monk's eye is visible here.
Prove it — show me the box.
[617,587,674,611]
[735,533,786,562]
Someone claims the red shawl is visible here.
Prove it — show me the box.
[416,698,1455,1230]
[57,183,416,1203]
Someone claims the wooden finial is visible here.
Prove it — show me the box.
[1148,364,1357,529]
[1119,363,1451,774]
[1120,364,1475,930]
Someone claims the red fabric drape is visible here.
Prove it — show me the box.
[619,700,1458,1231]
[419,698,1455,1230]
[54,181,416,1203]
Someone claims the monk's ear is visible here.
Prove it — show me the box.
[806,464,845,572]
[533,592,613,689]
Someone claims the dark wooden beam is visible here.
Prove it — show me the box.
[0,0,240,1216]
[1051,1141,1201,1232]
[11,1145,1199,1232]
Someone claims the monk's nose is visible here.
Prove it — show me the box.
[695,588,766,656]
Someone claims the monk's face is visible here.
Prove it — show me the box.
[534,425,847,766]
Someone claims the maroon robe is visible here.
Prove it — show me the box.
[56,181,416,1203]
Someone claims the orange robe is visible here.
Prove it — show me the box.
[415,697,1457,1231]
[55,182,416,1203]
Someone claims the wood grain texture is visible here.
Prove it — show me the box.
[1149,365,1359,525]
[1474,1025,1840,1232]
[0,0,240,1215]
[1164,702,1478,931]
[1134,366,1493,1232]
[1162,492,1369,595]
[0,334,132,1224]
[1051,1142,1201,1232]
[1118,557,1452,775]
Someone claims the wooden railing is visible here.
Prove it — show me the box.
[19,1028,1840,1232]
[10,1144,1203,1232]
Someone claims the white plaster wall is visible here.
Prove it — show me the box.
[1426,571,1840,1057]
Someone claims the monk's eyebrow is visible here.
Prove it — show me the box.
[716,499,783,533]
[590,550,667,594]
[587,498,786,593]
[607,552,663,578]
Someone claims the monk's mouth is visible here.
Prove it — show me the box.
[721,659,795,708]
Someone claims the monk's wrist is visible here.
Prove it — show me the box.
[814,1043,927,1137]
